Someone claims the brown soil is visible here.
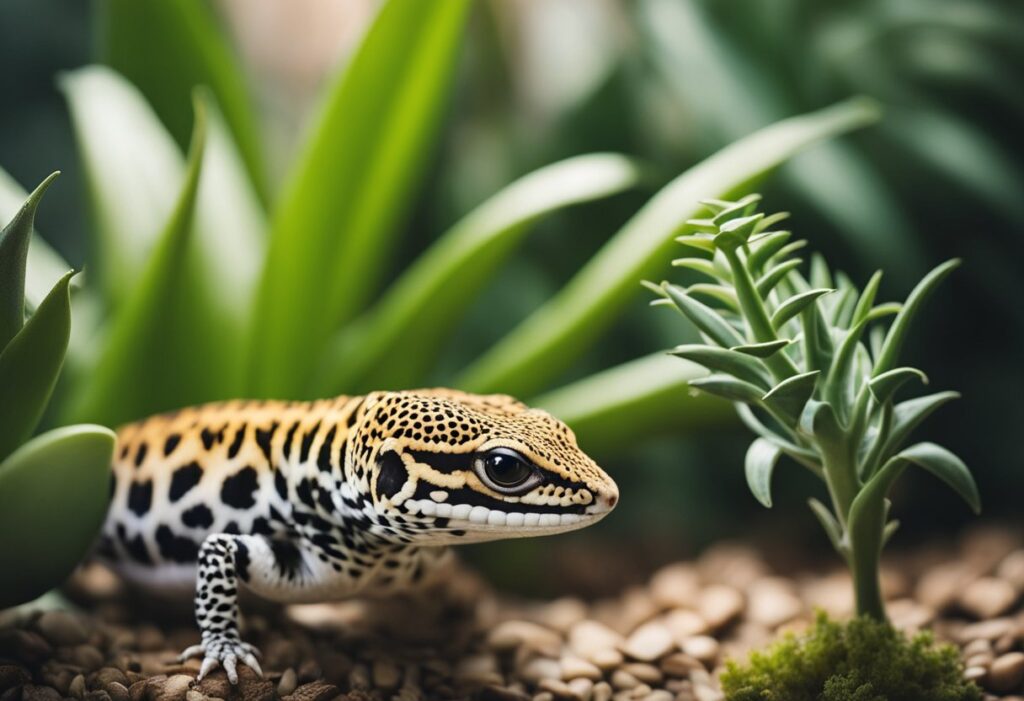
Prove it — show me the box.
[1,526,1023,701]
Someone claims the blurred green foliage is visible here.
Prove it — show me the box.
[0,0,1020,569]
[0,176,114,607]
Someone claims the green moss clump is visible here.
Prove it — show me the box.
[720,612,981,701]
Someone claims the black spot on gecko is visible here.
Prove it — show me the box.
[227,424,246,459]
[127,480,153,516]
[182,503,214,529]
[124,533,152,564]
[317,426,337,473]
[274,470,288,500]
[375,451,407,500]
[163,433,181,456]
[234,541,251,581]
[155,525,199,562]
[200,428,216,450]
[169,461,202,502]
[282,422,299,459]
[133,442,148,468]
[221,466,259,509]
[299,421,320,463]
[270,540,302,579]
[252,516,273,535]
[255,421,278,465]
[295,479,316,508]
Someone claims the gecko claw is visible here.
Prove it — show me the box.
[180,637,263,684]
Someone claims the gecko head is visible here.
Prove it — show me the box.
[357,389,618,545]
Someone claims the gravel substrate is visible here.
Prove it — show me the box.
[2,526,1024,701]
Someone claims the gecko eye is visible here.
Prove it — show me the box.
[474,448,539,494]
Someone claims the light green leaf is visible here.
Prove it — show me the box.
[746,230,793,273]
[763,370,819,422]
[800,399,845,451]
[0,272,73,462]
[316,154,641,393]
[99,0,266,198]
[745,438,781,508]
[880,391,960,461]
[735,403,820,470]
[0,425,115,608]
[851,270,882,327]
[62,65,186,306]
[534,353,732,456]
[64,100,227,426]
[672,257,725,282]
[770,288,833,330]
[897,442,981,514]
[690,374,765,404]
[0,168,73,313]
[873,259,960,377]
[671,344,771,389]
[868,367,928,405]
[731,339,791,358]
[756,258,803,297]
[0,173,60,349]
[249,0,472,397]
[662,284,745,348]
[458,98,881,396]
[687,283,739,311]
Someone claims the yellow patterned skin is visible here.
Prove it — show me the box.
[98,389,618,682]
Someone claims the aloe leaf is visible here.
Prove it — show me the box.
[0,169,73,313]
[671,344,771,389]
[0,272,73,462]
[714,213,763,250]
[809,254,833,290]
[457,99,880,396]
[868,367,928,405]
[0,173,59,349]
[0,425,115,607]
[735,403,819,469]
[249,0,472,397]
[746,230,792,273]
[851,271,882,328]
[866,302,901,323]
[689,374,766,405]
[895,442,981,514]
[98,0,266,198]
[687,283,739,311]
[731,339,790,358]
[62,66,185,306]
[880,391,960,461]
[763,370,819,422]
[800,399,845,451]
[662,285,745,348]
[800,296,834,374]
[315,154,640,393]
[829,285,858,330]
[808,497,845,555]
[672,257,725,282]
[745,438,781,508]
[64,101,223,426]
[771,288,833,330]
[873,259,960,377]
[533,353,732,456]
[756,258,803,297]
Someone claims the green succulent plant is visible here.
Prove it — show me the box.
[1,0,881,455]
[0,174,114,608]
[652,194,980,620]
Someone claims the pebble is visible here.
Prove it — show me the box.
[643,691,673,701]
[660,653,703,677]
[538,679,577,700]
[589,649,624,670]
[648,565,701,609]
[540,599,589,633]
[916,563,974,611]
[277,669,297,696]
[960,577,1019,619]
[36,612,89,647]
[569,621,624,658]
[371,659,401,690]
[622,623,674,662]
[998,550,1024,589]
[490,621,562,655]
[959,618,1019,643]
[456,654,501,684]
[680,636,719,665]
[561,656,602,681]
[988,652,1024,693]
[69,674,86,699]
[696,586,744,629]
[662,610,708,641]
[610,670,640,690]
[745,578,802,628]
[521,658,562,684]
[592,682,613,701]
[107,683,129,701]
[693,686,724,701]
[620,664,661,685]
[568,677,594,701]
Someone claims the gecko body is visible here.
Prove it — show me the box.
[97,390,618,682]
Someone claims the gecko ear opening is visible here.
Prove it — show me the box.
[375,450,408,501]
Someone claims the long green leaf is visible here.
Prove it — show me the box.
[316,154,640,393]
[534,353,731,456]
[98,0,266,197]
[873,259,960,377]
[808,497,845,556]
[0,425,115,607]
[62,66,184,306]
[457,99,881,396]
[868,367,928,405]
[879,391,960,461]
[0,169,73,312]
[0,272,73,462]
[662,284,745,348]
[896,442,981,514]
[0,173,59,349]
[745,438,781,508]
[671,344,771,389]
[64,100,220,426]
[763,370,819,422]
[249,0,472,397]
[770,287,833,330]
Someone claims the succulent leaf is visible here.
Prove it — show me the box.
[745,438,781,508]
[671,344,771,389]
[868,367,929,405]
[771,288,833,330]
[764,371,820,422]
[662,284,745,348]
[808,497,845,555]
[688,374,765,404]
[731,339,791,358]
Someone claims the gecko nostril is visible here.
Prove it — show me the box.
[606,494,617,508]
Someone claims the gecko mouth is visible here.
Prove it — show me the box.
[403,498,611,529]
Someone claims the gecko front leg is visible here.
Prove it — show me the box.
[179,534,266,682]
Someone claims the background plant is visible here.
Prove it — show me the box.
[652,194,980,619]
[0,174,113,608]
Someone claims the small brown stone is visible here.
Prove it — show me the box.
[660,653,702,678]
[696,586,743,630]
[538,679,576,700]
[560,657,601,681]
[69,675,87,700]
[106,683,129,701]
[85,691,112,701]
[371,660,401,690]
[0,630,52,663]
[622,623,674,662]
[619,664,660,685]
[456,654,501,684]
[998,551,1024,589]
[591,682,612,701]
[966,653,995,669]
[642,691,673,701]
[569,621,624,659]
[680,637,718,665]
[916,563,974,611]
[588,649,623,671]
[959,618,1018,643]
[282,681,339,701]
[988,653,1024,693]
[964,666,988,682]
[183,691,204,701]
[662,610,708,642]
[93,668,129,690]
[128,680,148,701]
[276,669,297,697]
[0,666,31,693]
[489,621,562,655]
[36,612,90,647]
[567,678,593,701]
[22,686,63,701]
[648,565,700,609]
[539,599,588,634]
[610,671,639,690]
[745,579,802,628]
[479,686,530,701]
[960,578,1019,619]
[693,686,724,701]
[520,658,561,685]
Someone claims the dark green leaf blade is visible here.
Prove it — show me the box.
[0,172,59,350]
[770,288,833,330]
[690,374,765,404]
[868,367,928,405]
[763,370,819,421]
[662,284,746,348]
[898,442,981,514]
[671,344,771,389]
[0,271,73,462]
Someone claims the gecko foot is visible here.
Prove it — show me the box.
[180,636,262,683]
